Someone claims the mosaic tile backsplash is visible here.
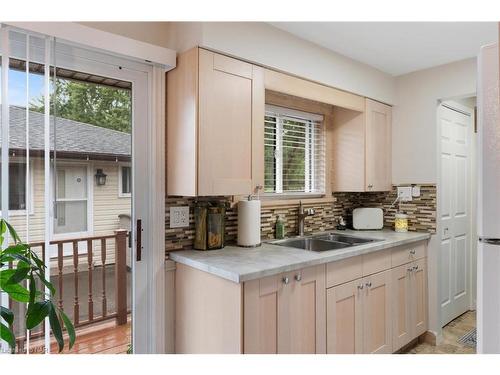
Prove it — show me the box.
[165,184,436,253]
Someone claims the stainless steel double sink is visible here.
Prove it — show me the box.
[270,233,381,252]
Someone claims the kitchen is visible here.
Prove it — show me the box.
[1,15,499,364]
[160,21,495,354]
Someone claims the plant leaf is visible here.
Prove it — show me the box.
[1,269,29,302]
[36,272,56,296]
[60,309,76,350]
[0,306,14,326]
[26,301,51,329]
[29,274,36,305]
[6,266,30,285]
[0,321,15,349]
[4,220,21,243]
[48,305,64,352]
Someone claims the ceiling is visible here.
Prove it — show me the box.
[269,22,497,76]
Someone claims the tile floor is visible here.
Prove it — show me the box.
[403,311,476,354]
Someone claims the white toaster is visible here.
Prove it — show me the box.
[352,208,384,230]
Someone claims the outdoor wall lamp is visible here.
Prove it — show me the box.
[95,169,107,186]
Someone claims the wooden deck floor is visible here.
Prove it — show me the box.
[27,317,131,354]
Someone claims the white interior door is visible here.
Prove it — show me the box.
[439,102,472,327]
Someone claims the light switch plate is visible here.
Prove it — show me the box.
[397,186,413,202]
[170,206,190,228]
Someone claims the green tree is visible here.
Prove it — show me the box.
[30,79,132,134]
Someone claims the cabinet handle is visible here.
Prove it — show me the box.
[365,281,372,288]
[410,249,416,255]
[357,284,364,290]
[294,274,302,282]
[282,277,290,285]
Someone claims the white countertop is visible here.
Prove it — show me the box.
[169,230,431,283]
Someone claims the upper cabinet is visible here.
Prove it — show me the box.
[332,98,392,192]
[167,48,264,196]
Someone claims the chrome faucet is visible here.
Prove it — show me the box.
[298,201,315,236]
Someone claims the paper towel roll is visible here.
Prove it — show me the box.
[237,199,261,247]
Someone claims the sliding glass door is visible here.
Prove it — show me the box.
[1,25,153,354]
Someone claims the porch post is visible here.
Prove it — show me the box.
[114,229,128,325]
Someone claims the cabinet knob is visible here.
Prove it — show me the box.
[294,274,302,282]
[407,267,413,272]
[365,281,372,288]
[368,184,373,189]
[357,284,364,290]
[410,249,416,255]
[282,277,289,285]
[413,265,419,271]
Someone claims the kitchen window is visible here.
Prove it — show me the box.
[264,105,326,195]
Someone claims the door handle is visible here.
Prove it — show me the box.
[136,219,142,262]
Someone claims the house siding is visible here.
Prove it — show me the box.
[6,157,131,271]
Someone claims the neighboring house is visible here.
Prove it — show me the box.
[1,106,131,268]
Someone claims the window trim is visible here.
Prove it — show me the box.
[0,157,35,217]
[264,104,326,197]
[118,163,132,198]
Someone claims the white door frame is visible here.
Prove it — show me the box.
[436,99,476,329]
[2,26,167,353]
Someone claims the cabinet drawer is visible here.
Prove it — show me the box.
[362,249,391,276]
[391,242,426,267]
[326,256,363,288]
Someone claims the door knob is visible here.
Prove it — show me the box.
[294,274,302,282]
[282,277,290,285]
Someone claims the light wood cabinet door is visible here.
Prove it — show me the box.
[279,265,326,354]
[243,274,281,353]
[365,99,392,191]
[326,279,364,354]
[198,49,254,196]
[244,265,325,354]
[363,269,393,354]
[411,258,427,338]
[392,264,413,350]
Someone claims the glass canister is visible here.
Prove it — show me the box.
[395,213,409,233]
[207,205,226,250]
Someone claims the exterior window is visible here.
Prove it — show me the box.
[54,165,88,235]
[0,162,28,211]
[264,105,326,195]
[120,166,131,196]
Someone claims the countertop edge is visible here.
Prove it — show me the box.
[169,232,431,284]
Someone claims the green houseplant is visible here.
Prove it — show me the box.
[0,219,75,353]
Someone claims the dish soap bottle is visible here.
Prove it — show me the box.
[275,215,285,239]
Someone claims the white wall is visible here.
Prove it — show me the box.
[79,22,171,48]
[392,59,477,339]
[392,58,477,185]
[166,22,396,104]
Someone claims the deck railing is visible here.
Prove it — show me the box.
[9,229,129,352]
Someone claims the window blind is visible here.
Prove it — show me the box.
[264,104,326,195]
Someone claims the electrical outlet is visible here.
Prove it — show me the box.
[412,185,421,197]
[170,206,190,228]
[397,186,413,202]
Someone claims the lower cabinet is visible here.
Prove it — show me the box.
[326,269,392,354]
[326,279,363,353]
[392,258,428,349]
[244,265,326,354]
